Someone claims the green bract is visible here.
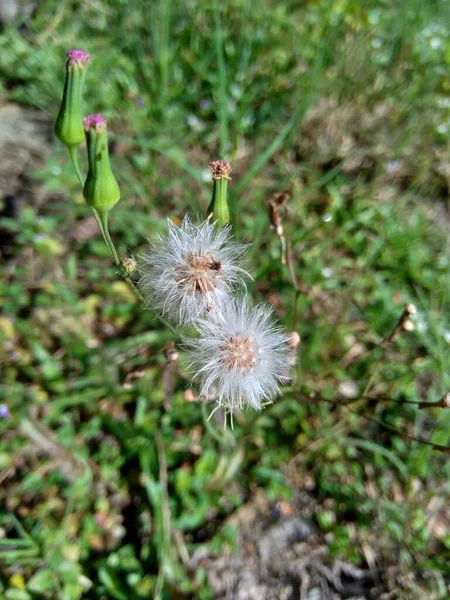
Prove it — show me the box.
[207,160,232,227]
[83,115,120,213]
[54,50,90,148]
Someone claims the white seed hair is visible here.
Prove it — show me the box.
[139,216,249,325]
[186,301,293,413]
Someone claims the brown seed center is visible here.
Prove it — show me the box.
[221,334,260,373]
[174,252,222,294]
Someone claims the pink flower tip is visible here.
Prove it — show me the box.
[83,114,107,131]
[67,49,91,67]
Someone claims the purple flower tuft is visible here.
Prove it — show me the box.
[0,404,10,419]
[83,114,107,131]
[67,49,91,67]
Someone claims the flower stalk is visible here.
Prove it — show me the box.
[207,160,232,227]
[68,145,84,187]
[95,209,144,303]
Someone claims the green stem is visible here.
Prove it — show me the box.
[94,209,176,331]
[68,145,83,187]
[67,148,177,326]
[97,210,121,265]
[207,177,230,227]
[201,401,233,446]
[67,147,144,305]
[95,210,144,303]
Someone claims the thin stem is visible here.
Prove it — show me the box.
[66,148,144,305]
[66,147,179,331]
[68,145,83,187]
[153,432,172,600]
[95,210,144,303]
[92,209,120,269]
[93,208,176,331]
[305,390,450,455]
[97,210,122,266]
[201,401,231,445]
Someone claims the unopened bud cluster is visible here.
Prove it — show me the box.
[55,50,121,215]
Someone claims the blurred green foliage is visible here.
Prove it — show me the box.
[0,0,449,598]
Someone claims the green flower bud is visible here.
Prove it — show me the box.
[83,115,120,212]
[207,160,232,227]
[54,49,90,148]
[122,257,137,275]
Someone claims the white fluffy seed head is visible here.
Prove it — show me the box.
[139,216,249,325]
[186,301,293,413]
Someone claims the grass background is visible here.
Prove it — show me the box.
[0,0,449,598]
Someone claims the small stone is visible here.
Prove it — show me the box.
[338,380,359,399]
[308,587,322,600]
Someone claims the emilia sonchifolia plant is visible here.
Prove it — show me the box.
[55,49,296,429]
[54,49,450,447]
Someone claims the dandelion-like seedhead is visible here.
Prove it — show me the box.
[186,301,293,413]
[140,216,249,325]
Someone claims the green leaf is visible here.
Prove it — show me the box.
[27,568,55,594]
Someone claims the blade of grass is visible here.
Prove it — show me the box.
[151,0,173,108]
[234,105,305,195]
[234,19,334,195]
[214,0,228,158]
[340,435,408,478]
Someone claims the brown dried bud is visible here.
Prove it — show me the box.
[272,191,291,208]
[287,331,301,350]
[122,257,137,275]
[386,302,418,343]
[405,303,417,316]
[268,202,283,236]
[209,160,232,181]
[164,343,179,364]
[183,388,198,402]
[403,319,415,332]
[267,190,291,266]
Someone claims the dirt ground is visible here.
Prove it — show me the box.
[190,475,428,600]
